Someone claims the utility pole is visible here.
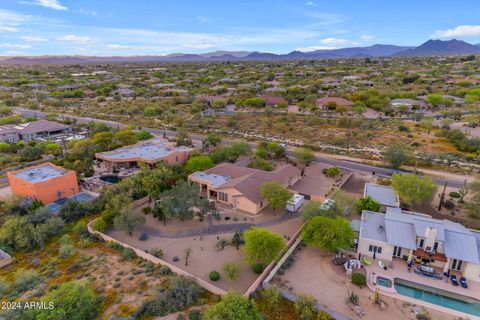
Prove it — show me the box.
[438,181,447,211]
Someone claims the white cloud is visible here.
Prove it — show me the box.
[296,45,337,52]
[0,9,35,32]
[320,37,359,46]
[3,50,26,55]
[360,34,375,41]
[181,41,216,49]
[432,25,480,38]
[56,34,99,45]
[306,1,318,6]
[0,43,32,49]
[196,16,209,23]
[78,9,97,16]
[22,36,48,42]
[0,26,18,32]
[19,0,67,11]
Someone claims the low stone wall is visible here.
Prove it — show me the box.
[0,249,13,269]
[87,219,228,296]
[244,223,305,297]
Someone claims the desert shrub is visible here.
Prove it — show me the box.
[92,218,107,232]
[209,271,220,281]
[0,277,10,295]
[148,247,164,258]
[416,312,432,320]
[144,276,203,316]
[223,262,240,281]
[443,199,455,210]
[449,191,461,198]
[73,221,88,235]
[14,269,42,293]
[252,263,264,274]
[143,207,152,214]
[139,232,149,241]
[159,265,172,275]
[215,238,230,251]
[188,310,203,320]
[122,248,137,261]
[351,273,366,286]
[398,124,410,132]
[323,167,341,177]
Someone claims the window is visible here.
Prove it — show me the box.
[433,242,439,251]
[368,245,382,254]
[419,238,424,248]
[452,259,463,271]
[218,192,228,202]
[175,156,179,162]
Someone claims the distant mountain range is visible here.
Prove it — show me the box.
[1,39,480,65]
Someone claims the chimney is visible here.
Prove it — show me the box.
[425,227,437,250]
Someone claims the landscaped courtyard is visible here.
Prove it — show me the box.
[105,203,304,293]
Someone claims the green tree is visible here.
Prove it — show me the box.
[115,129,139,146]
[113,207,145,236]
[383,145,412,169]
[185,155,214,173]
[156,180,210,221]
[302,216,354,252]
[260,181,291,211]
[176,128,191,146]
[294,147,315,165]
[356,196,381,212]
[426,93,444,109]
[33,281,98,320]
[249,158,274,171]
[136,130,154,140]
[59,200,95,223]
[225,142,251,162]
[205,132,222,146]
[203,293,262,320]
[391,174,436,207]
[141,165,175,200]
[92,131,114,151]
[243,227,285,265]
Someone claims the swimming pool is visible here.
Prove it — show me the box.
[99,174,122,184]
[376,276,392,288]
[47,192,98,213]
[394,279,480,317]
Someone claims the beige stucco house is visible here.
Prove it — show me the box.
[188,162,302,214]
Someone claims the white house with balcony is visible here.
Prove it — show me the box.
[353,207,480,283]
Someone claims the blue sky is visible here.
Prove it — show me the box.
[1,0,480,56]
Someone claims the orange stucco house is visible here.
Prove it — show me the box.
[95,138,193,171]
[188,162,302,214]
[7,162,79,205]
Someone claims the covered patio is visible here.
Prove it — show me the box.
[365,258,480,301]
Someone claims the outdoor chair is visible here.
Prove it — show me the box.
[450,274,459,286]
[460,277,468,288]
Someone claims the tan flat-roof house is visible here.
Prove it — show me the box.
[188,162,302,214]
[7,162,79,205]
[95,138,193,171]
[0,120,73,143]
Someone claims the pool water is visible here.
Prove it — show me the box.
[376,277,392,288]
[99,175,122,183]
[394,279,480,317]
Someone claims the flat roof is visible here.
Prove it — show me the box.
[190,171,231,188]
[359,211,387,243]
[364,183,399,207]
[14,164,67,183]
[96,139,192,162]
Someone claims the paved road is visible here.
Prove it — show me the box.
[13,107,466,188]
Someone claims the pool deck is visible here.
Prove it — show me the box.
[365,259,480,319]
